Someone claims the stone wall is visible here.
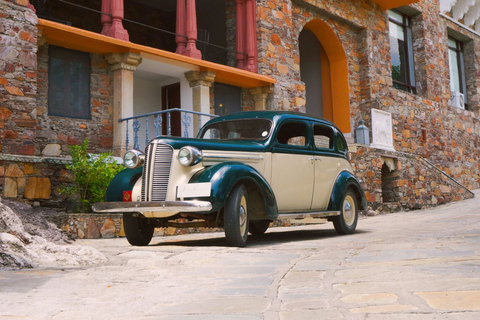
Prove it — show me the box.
[0,154,71,204]
[256,0,480,191]
[36,43,114,157]
[0,0,38,156]
[350,145,475,213]
[0,1,114,202]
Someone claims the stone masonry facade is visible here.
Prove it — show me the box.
[0,0,113,202]
[1,0,479,216]
[257,0,480,209]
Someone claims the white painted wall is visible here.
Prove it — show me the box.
[133,76,162,151]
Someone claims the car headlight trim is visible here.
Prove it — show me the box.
[178,146,202,167]
[124,150,145,169]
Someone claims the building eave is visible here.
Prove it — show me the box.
[372,0,419,9]
[37,19,275,89]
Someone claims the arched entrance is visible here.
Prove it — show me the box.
[299,20,351,133]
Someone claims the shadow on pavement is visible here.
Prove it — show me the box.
[151,228,370,248]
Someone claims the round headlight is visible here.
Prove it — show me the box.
[178,146,202,167]
[124,150,144,169]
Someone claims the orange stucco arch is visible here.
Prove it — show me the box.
[303,20,351,133]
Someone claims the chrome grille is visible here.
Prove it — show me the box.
[141,143,174,201]
[141,143,150,201]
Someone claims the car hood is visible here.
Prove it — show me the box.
[152,137,267,152]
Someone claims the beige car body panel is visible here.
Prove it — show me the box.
[270,153,315,212]
[311,156,353,210]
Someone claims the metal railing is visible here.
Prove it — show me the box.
[119,108,218,150]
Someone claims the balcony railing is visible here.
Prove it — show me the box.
[119,109,218,151]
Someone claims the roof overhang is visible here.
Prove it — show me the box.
[372,0,419,9]
[38,19,275,89]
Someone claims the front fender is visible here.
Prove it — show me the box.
[327,171,367,212]
[105,167,143,202]
[188,162,278,220]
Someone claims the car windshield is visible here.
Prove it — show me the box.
[199,119,272,141]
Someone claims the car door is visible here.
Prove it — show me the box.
[310,123,343,210]
[270,120,314,212]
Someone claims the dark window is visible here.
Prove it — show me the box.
[277,122,308,146]
[214,83,242,116]
[48,45,91,119]
[448,38,467,107]
[313,124,334,150]
[389,10,416,93]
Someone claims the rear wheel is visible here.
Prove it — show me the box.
[123,213,155,246]
[332,189,358,235]
[224,184,249,247]
[249,220,270,235]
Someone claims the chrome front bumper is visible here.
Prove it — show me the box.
[92,201,213,218]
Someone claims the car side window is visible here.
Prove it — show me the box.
[277,122,308,147]
[336,135,347,152]
[313,124,334,150]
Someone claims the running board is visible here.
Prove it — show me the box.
[277,211,340,224]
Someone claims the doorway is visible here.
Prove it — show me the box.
[299,28,323,118]
[161,83,181,136]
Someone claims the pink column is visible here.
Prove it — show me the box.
[101,0,112,37]
[235,0,246,69]
[103,0,129,41]
[27,1,36,12]
[184,0,202,59]
[245,0,257,72]
[175,0,187,55]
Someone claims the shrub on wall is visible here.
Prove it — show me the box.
[61,140,123,213]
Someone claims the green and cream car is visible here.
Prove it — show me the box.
[93,111,366,247]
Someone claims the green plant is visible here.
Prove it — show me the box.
[62,139,123,213]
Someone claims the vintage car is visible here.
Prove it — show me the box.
[93,111,366,247]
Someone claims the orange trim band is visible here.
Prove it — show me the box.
[372,0,419,10]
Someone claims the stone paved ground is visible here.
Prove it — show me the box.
[1,191,480,319]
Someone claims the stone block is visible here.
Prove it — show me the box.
[13,119,36,128]
[5,164,24,177]
[23,163,34,174]
[0,107,12,121]
[100,218,116,238]
[41,144,61,156]
[24,177,51,199]
[86,220,100,239]
[3,178,17,198]
[5,86,24,96]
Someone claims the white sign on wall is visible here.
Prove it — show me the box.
[371,108,395,151]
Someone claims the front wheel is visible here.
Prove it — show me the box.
[224,184,249,247]
[123,213,155,246]
[332,189,358,235]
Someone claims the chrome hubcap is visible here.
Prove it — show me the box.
[343,195,355,226]
[239,195,247,235]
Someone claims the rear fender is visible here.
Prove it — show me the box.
[188,162,278,220]
[327,171,367,212]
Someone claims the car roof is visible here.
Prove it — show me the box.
[206,111,340,130]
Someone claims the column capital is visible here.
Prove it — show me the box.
[249,85,273,110]
[185,71,216,87]
[249,85,273,98]
[105,52,142,71]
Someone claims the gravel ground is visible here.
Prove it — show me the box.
[0,197,106,269]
